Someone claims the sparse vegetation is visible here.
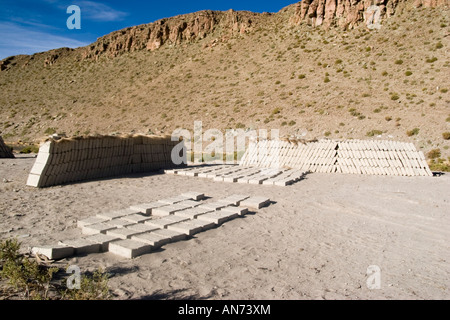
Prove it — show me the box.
[406,128,420,137]
[427,149,441,159]
[443,132,450,140]
[0,238,112,300]
[367,130,383,137]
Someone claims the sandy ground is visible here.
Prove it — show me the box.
[0,154,449,300]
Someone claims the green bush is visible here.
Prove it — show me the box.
[20,145,39,154]
[406,128,420,136]
[443,132,450,140]
[427,149,441,159]
[0,238,58,300]
[391,93,400,101]
[0,238,111,300]
[44,127,56,135]
[367,130,383,137]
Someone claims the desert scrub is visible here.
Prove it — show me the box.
[391,93,400,101]
[61,268,111,300]
[443,132,450,140]
[0,238,58,300]
[427,149,441,159]
[406,128,420,137]
[44,127,57,135]
[20,145,39,154]
[366,130,383,137]
[0,238,111,300]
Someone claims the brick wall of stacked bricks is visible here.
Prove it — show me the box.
[27,135,186,188]
[0,136,14,158]
[240,139,432,177]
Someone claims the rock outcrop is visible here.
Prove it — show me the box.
[289,0,450,29]
[82,9,263,60]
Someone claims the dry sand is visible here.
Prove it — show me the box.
[0,155,449,300]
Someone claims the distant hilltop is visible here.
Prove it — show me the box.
[1,0,449,66]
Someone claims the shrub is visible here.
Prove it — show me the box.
[427,149,441,159]
[324,131,331,137]
[391,93,400,101]
[271,108,281,115]
[426,57,437,63]
[443,132,450,140]
[367,130,383,137]
[298,74,306,79]
[20,145,39,154]
[0,238,111,300]
[0,238,58,300]
[406,128,420,136]
[405,71,412,76]
[394,59,403,65]
[385,116,392,121]
[44,127,56,135]
[324,77,330,83]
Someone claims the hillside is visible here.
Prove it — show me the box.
[0,1,449,165]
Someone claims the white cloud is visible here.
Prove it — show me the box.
[0,22,88,59]
[78,1,128,22]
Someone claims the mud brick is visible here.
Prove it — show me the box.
[274,179,294,186]
[151,228,187,242]
[174,207,214,219]
[84,234,120,252]
[32,245,74,260]
[122,213,153,224]
[129,202,168,215]
[220,206,249,216]
[131,232,170,248]
[81,222,118,236]
[145,217,184,229]
[126,223,159,234]
[167,221,203,236]
[107,219,135,228]
[58,238,101,255]
[108,240,153,259]
[77,216,109,228]
[198,202,228,211]
[196,211,239,225]
[106,228,143,240]
[240,196,271,209]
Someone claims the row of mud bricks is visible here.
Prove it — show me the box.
[27,134,186,188]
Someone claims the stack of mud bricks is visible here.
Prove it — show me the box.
[0,136,14,158]
[27,134,186,188]
[240,139,432,177]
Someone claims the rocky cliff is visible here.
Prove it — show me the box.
[289,0,450,29]
[1,0,449,65]
[82,9,265,60]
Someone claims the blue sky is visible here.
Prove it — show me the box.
[0,0,297,60]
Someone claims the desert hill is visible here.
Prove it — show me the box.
[0,0,449,167]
